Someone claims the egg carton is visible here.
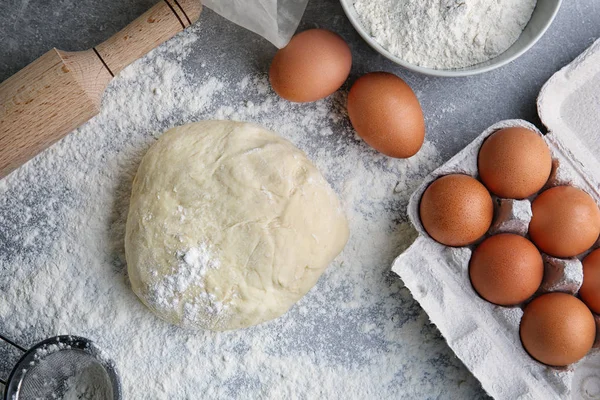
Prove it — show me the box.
[392,39,600,400]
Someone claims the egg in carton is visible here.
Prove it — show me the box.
[392,39,600,400]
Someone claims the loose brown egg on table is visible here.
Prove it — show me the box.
[580,248,600,314]
[269,29,352,103]
[347,72,425,158]
[419,174,494,247]
[520,292,596,367]
[478,127,552,199]
[469,234,543,306]
[529,186,600,258]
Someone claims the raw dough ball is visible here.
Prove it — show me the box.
[125,121,349,331]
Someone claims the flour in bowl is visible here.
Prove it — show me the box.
[353,0,537,69]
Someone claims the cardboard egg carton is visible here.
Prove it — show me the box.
[392,39,600,399]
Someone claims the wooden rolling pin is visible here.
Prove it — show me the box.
[0,0,202,178]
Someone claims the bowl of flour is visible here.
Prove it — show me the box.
[341,0,562,77]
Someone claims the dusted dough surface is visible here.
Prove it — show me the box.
[125,120,349,331]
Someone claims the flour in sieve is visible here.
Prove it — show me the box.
[0,21,485,398]
[353,0,537,69]
[60,362,113,400]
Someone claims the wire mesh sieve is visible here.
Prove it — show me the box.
[1,335,121,400]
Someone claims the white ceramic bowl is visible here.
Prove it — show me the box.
[340,0,563,77]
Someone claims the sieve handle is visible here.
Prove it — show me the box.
[0,334,26,385]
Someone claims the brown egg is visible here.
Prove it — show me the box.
[347,72,425,158]
[580,249,600,314]
[419,174,494,247]
[520,293,595,366]
[269,29,352,103]
[478,127,552,199]
[529,186,600,258]
[470,234,543,306]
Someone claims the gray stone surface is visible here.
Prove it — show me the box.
[1,0,599,160]
[0,0,599,398]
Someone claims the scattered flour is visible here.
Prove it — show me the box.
[353,0,537,69]
[0,23,484,399]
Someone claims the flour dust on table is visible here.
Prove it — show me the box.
[0,24,483,398]
[354,0,537,69]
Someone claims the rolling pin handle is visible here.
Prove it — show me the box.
[94,0,202,76]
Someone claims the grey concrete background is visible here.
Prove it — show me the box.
[1,0,599,157]
[0,0,599,398]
